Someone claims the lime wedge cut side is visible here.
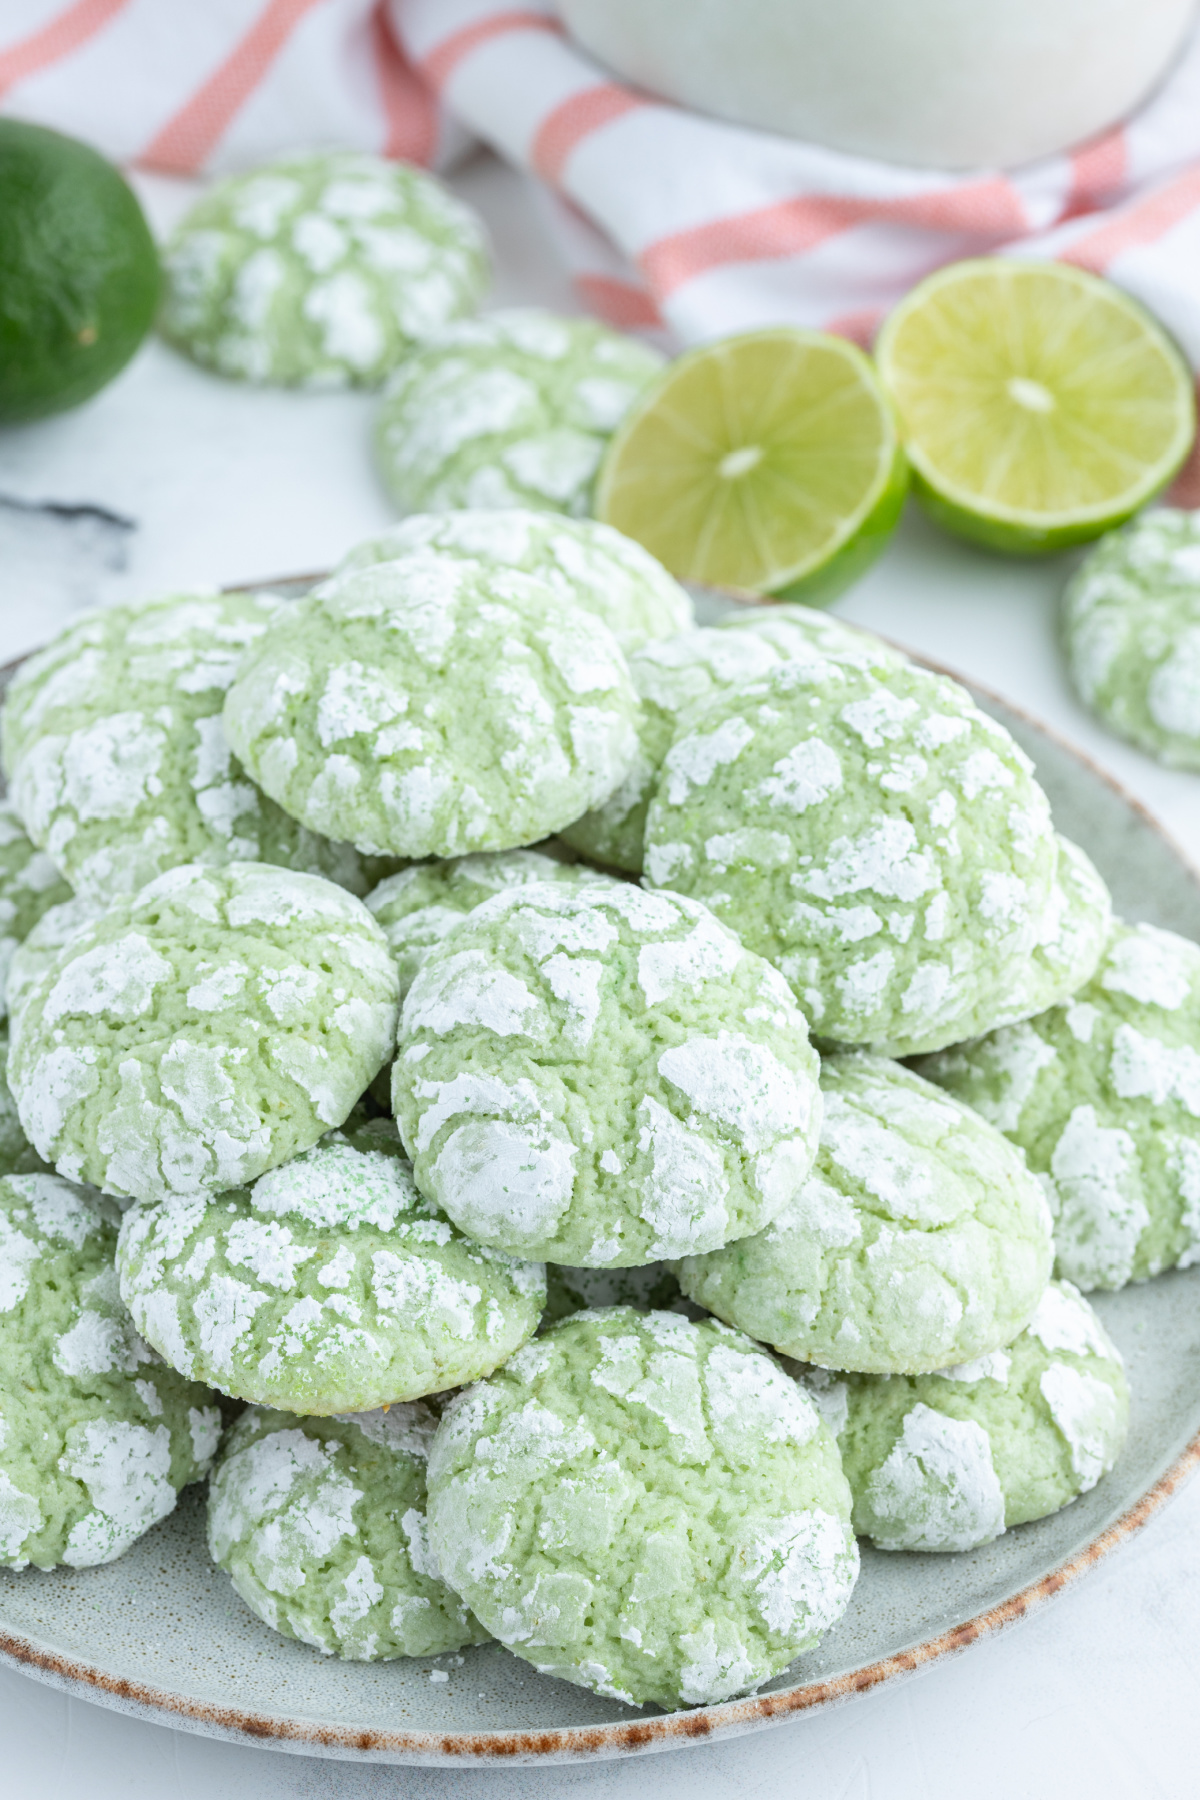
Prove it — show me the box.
[875,258,1196,556]
[593,328,908,606]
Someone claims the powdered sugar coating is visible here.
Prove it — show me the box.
[5,897,104,1051]
[643,655,1058,1055]
[800,1279,1128,1552]
[1062,509,1200,770]
[0,801,72,1020]
[207,1403,486,1659]
[918,918,1200,1290]
[679,1052,1053,1373]
[0,1171,220,1570]
[225,555,641,860]
[375,309,663,519]
[393,881,821,1265]
[1,590,398,905]
[10,862,398,1204]
[425,1307,857,1709]
[117,1121,544,1413]
[337,509,692,656]
[366,851,612,1001]
[160,150,488,389]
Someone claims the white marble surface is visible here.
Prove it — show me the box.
[0,150,1198,1799]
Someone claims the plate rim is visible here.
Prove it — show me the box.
[2,587,1199,1764]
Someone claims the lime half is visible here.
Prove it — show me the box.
[593,328,907,606]
[876,258,1196,556]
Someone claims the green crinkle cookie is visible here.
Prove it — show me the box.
[117,1121,545,1412]
[562,609,906,874]
[366,850,613,1001]
[223,555,642,860]
[1,591,399,905]
[160,150,489,389]
[6,898,103,1049]
[642,654,1058,1056]
[337,509,693,656]
[9,862,399,1204]
[426,1307,858,1710]
[1062,509,1200,769]
[0,1171,221,1569]
[677,1053,1054,1374]
[915,920,1200,1292]
[392,880,822,1266]
[0,1032,46,1178]
[208,1402,487,1659]
[541,1262,687,1327]
[375,309,664,518]
[0,800,72,1018]
[800,1279,1129,1552]
[982,834,1112,1030]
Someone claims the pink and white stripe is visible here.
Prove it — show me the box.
[0,0,454,173]
[392,0,1200,381]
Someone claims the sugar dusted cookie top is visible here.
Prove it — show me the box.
[392,880,822,1266]
[0,1171,220,1571]
[916,919,1200,1292]
[160,150,489,388]
[208,1402,487,1660]
[366,850,613,999]
[563,609,904,874]
[224,554,642,860]
[5,897,103,1047]
[337,509,693,655]
[117,1121,545,1414]
[642,654,1058,1055]
[982,834,1112,1032]
[677,1053,1054,1374]
[802,1279,1129,1552]
[1063,509,1200,770]
[374,308,664,518]
[0,802,72,1018]
[9,862,398,1204]
[2,590,396,904]
[425,1307,858,1709]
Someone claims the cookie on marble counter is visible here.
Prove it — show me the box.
[799,1280,1129,1552]
[9,862,398,1204]
[916,919,1200,1292]
[224,554,641,860]
[0,801,72,1018]
[337,509,693,656]
[366,850,614,1001]
[2,590,399,904]
[392,880,822,1266]
[426,1307,858,1709]
[1062,509,1200,769]
[117,1121,545,1412]
[208,1402,487,1659]
[374,309,663,518]
[0,1170,221,1570]
[562,611,904,874]
[677,1053,1053,1374]
[642,653,1059,1055]
[160,150,488,388]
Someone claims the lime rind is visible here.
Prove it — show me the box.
[876,258,1196,556]
[594,328,907,599]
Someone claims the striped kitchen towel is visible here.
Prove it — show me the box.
[0,0,462,174]
[390,0,1200,382]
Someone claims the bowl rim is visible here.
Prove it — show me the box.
[2,584,1198,1764]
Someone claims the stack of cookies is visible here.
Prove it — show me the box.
[2,509,1183,1712]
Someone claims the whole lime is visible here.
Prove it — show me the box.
[0,119,160,423]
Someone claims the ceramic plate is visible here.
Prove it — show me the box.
[1,585,1198,1767]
